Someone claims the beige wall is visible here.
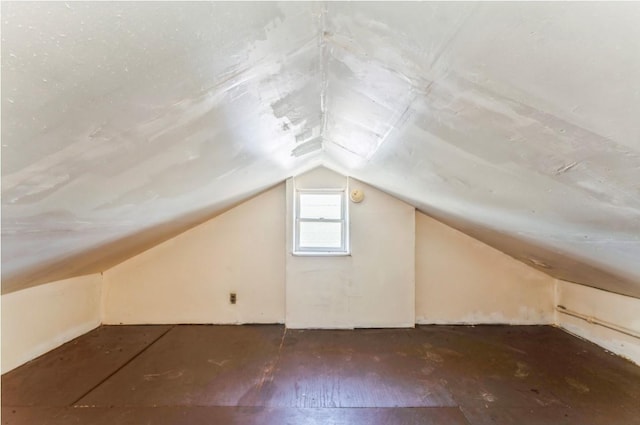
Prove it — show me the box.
[556,280,640,365]
[285,167,416,328]
[103,172,553,328]
[1,274,103,373]
[415,212,555,324]
[103,185,286,325]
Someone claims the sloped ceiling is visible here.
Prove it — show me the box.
[2,2,639,297]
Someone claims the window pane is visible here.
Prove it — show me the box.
[299,193,342,219]
[299,221,342,248]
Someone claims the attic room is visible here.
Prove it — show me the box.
[1,1,639,424]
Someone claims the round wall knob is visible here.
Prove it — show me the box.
[350,189,364,203]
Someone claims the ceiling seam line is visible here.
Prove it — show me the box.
[319,1,329,154]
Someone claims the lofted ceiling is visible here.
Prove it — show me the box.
[2,2,639,297]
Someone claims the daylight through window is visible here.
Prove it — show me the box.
[294,190,348,254]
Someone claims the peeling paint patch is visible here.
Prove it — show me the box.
[143,369,184,381]
[555,161,579,175]
[515,361,530,378]
[565,377,590,393]
[291,137,322,157]
[424,351,444,363]
[528,258,552,269]
[480,391,497,403]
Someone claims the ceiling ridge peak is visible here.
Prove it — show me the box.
[318,1,330,154]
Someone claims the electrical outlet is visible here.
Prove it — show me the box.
[230,292,237,304]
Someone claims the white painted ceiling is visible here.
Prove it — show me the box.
[2,2,639,296]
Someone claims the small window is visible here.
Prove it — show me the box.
[294,190,349,254]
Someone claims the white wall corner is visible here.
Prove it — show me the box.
[99,271,108,325]
[555,280,640,366]
[553,278,559,326]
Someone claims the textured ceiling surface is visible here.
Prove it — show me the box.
[2,2,639,296]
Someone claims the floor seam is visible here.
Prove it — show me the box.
[70,325,176,407]
[254,327,287,392]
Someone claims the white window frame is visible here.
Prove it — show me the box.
[293,189,350,255]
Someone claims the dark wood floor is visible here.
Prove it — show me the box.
[3,325,640,424]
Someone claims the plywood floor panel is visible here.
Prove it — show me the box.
[3,325,639,425]
[76,325,284,407]
[250,328,457,407]
[1,325,172,406]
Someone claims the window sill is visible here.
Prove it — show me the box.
[291,251,351,257]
